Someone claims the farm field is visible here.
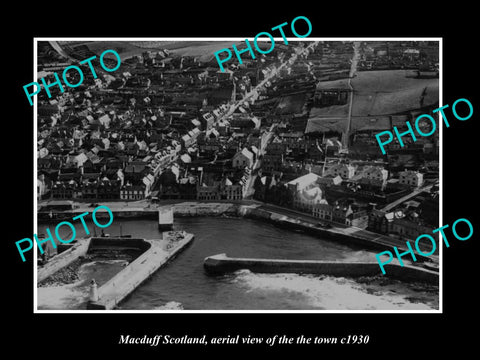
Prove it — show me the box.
[351,70,439,116]
[75,40,288,63]
[306,69,439,133]
[58,40,242,63]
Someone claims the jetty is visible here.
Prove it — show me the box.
[37,233,194,310]
[204,253,438,285]
[158,207,174,230]
[87,232,193,309]
[37,238,91,283]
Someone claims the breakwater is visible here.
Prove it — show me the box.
[204,253,439,285]
[38,238,91,283]
[37,233,194,310]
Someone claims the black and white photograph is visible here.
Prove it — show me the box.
[33,38,440,311]
[6,5,478,355]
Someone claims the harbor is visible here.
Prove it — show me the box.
[87,231,194,310]
[37,213,439,310]
[37,207,195,310]
[33,40,440,311]
[38,199,439,266]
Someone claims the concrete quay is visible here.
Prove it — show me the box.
[204,253,439,285]
[87,232,194,310]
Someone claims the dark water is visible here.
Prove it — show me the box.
[37,217,438,310]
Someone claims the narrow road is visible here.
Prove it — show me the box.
[342,41,361,149]
[380,184,433,212]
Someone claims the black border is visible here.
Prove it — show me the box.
[6,4,478,355]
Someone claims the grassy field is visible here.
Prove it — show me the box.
[165,40,285,62]
[274,93,308,114]
[351,69,438,93]
[351,70,439,116]
[315,78,350,90]
[166,41,241,62]
[306,69,439,133]
[62,40,243,63]
[350,116,391,131]
[306,104,349,133]
[309,103,350,117]
[60,41,157,61]
[77,40,287,63]
[304,117,348,133]
[82,40,284,63]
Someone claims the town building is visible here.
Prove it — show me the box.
[293,187,323,212]
[287,173,323,211]
[362,166,388,184]
[398,170,424,187]
[368,208,437,242]
[312,202,332,221]
[324,163,356,179]
[232,148,254,168]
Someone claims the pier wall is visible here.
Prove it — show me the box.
[172,202,241,217]
[204,254,439,285]
[88,237,152,253]
[39,203,241,220]
[37,238,91,283]
[87,233,194,310]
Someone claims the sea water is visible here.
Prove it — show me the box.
[37,217,438,310]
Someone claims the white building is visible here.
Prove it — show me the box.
[287,173,323,212]
[73,152,88,168]
[399,170,424,187]
[142,174,155,197]
[287,173,321,192]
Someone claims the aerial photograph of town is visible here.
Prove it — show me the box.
[34,39,440,311]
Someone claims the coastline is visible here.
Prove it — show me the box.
[38,199,437,268]
[36,200,438,310]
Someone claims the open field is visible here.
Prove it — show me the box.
[315,78,350,90]
[64,40,287,63]
[350,116,391,132]
[351,70,439,116]
[274,93,308,114]
[165,40,288,62]
[59,40,242,63]
[304,117,348,133]
[59,41,157,60]
[156,41,238,62]
[351,70,438,93]
[309,103,349,118]
[306,69,439,133]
